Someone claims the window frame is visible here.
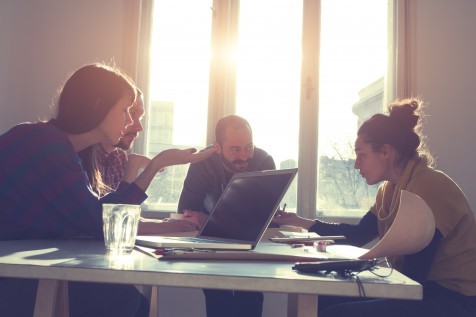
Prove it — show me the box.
[132,0,401,220]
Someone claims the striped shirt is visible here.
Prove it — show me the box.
[96,144,127,193]
[0,122,147,240]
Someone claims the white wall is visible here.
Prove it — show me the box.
[1,1,476,316]
[411,0,476,212]
[0,0,129,132]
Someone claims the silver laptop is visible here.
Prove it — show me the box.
[136,168,298,250]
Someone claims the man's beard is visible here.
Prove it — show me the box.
[220,154,251,172]
[115,133,136,151]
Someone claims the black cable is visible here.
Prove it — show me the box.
[347,258,394,298]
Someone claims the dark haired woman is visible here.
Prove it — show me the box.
[274,98,476,316]
[0,63,214,316]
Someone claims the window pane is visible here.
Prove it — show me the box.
[145,0,213,210]
[235,0,303,211]
[317,0,390,216]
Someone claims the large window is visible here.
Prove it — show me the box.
[143,0,213,210]
[316,0,391,216]
[141,0,394,218]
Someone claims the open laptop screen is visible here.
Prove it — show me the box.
[199,168,297,243]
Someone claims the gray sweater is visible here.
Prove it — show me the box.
[177,147,275,214]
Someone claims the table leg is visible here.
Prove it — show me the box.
[34,279,69,317]
[149,286,158,317]
[287,294,318,317]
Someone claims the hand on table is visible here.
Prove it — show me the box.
[272,210,315,230]
[138,217,199,234]
[272,210,301,226]
[181,210,209,230]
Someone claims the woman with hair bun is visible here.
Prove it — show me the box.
[274,98,476,316]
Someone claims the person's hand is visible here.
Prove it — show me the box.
[152,147,216,171]
[161,218,201,231]
[272,210,301,227]
[133,147,216,192]
[182,210,209,230]
[138,217,199,234]
[272,210,315,230]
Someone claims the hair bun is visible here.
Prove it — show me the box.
[389,99,421,131]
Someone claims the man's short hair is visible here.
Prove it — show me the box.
[215,115,252,144]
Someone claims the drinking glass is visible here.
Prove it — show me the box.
[102,203,141,255]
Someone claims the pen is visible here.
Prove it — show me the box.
[275,203,286,218]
